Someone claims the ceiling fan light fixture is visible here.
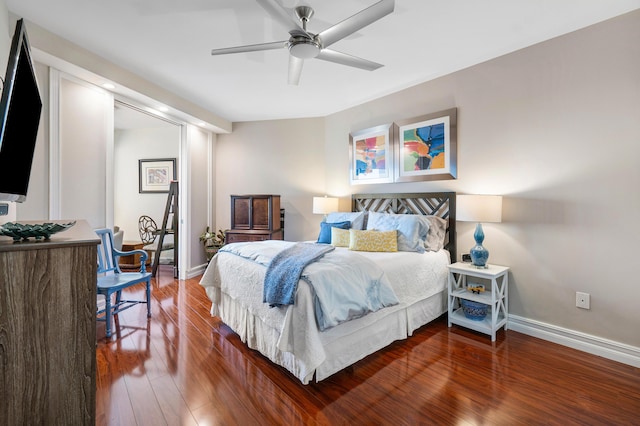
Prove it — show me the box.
[288,39,321,59]
[210,0,395,83]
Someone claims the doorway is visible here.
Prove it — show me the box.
[113,101,182,275]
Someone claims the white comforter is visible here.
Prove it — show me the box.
[200,244,450,383]
[222,241,400,331]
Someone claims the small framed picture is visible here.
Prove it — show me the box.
[139,158,176,193]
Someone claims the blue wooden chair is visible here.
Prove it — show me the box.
[96,228,152,338]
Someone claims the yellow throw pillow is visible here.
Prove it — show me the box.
[331,227,350,247]
[349,229,398,252]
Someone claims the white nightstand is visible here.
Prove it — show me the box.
[447,262,509,341]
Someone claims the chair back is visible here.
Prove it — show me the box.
[96,228,121,275]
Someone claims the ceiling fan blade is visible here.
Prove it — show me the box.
[255,0,310,38]
[288,55,304,85]
[211,41,286,56]
[316,0,394,48]
[316,49,383,71]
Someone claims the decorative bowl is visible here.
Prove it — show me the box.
[460,299,488,321]
[0,221,76,241]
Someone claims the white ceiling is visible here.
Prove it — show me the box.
[6,0,640,123]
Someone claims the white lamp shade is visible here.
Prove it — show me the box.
[457,195,502,223]
[313,196,339,215]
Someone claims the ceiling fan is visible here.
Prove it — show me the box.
[211,0,395,85]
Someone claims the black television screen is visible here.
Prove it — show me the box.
[0,18,42,203]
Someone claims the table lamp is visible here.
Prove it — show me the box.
[457,194,502,268]
[312,196,339,220]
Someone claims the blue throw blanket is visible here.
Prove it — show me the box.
[263,242,335,307]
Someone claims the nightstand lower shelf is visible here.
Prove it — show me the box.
[449,308,507,340]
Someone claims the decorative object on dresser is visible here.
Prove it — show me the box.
[226,194,284,243]
[456,194,502,268]
[312,195,339,220]
[0,220,76,241]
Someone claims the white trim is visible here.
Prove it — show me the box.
[508,315,640,368]
[48,68,61,219]
[104,92,115,229]
[186,264,207,280]
[178,124,188,280]
[208,130,215,231]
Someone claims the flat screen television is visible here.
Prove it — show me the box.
[0,18,43,203]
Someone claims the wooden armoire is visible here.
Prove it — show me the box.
[226,194,284,243]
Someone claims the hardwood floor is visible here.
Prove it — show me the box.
[96,267,640,425]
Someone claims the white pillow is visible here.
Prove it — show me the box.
[424,215,447,251]
[366,211,429,253]
[326,211,366,230]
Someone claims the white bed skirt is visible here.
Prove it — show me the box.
[207,285,446,384]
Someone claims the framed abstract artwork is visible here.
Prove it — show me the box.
[349,123,393,184]
[393,108,457,182]
[139,158,176,193]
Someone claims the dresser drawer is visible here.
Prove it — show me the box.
[226,229,284,243]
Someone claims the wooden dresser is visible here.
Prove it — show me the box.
[0,220,99,425]
[226,194,284,243]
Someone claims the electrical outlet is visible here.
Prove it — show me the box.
[576,292,590,309]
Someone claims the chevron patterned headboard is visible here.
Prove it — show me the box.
[352,192,456,262]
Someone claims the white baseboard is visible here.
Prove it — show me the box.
[186,264,208,280]
[508,315,640,368]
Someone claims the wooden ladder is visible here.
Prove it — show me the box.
[153,180,178,278]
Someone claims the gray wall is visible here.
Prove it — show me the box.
[114,125,180,242]
[58,77,110,227]
[217,10,640,349]
[186,125,215,267]
[216,117,326,242]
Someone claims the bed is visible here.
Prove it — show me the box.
[200,192,456,384]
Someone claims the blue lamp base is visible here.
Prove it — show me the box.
[470,223,489,268]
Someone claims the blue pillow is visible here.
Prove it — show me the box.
[326,211,366,230]
[317,221,351,244]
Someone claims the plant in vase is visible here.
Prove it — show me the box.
[199,227,226,262]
